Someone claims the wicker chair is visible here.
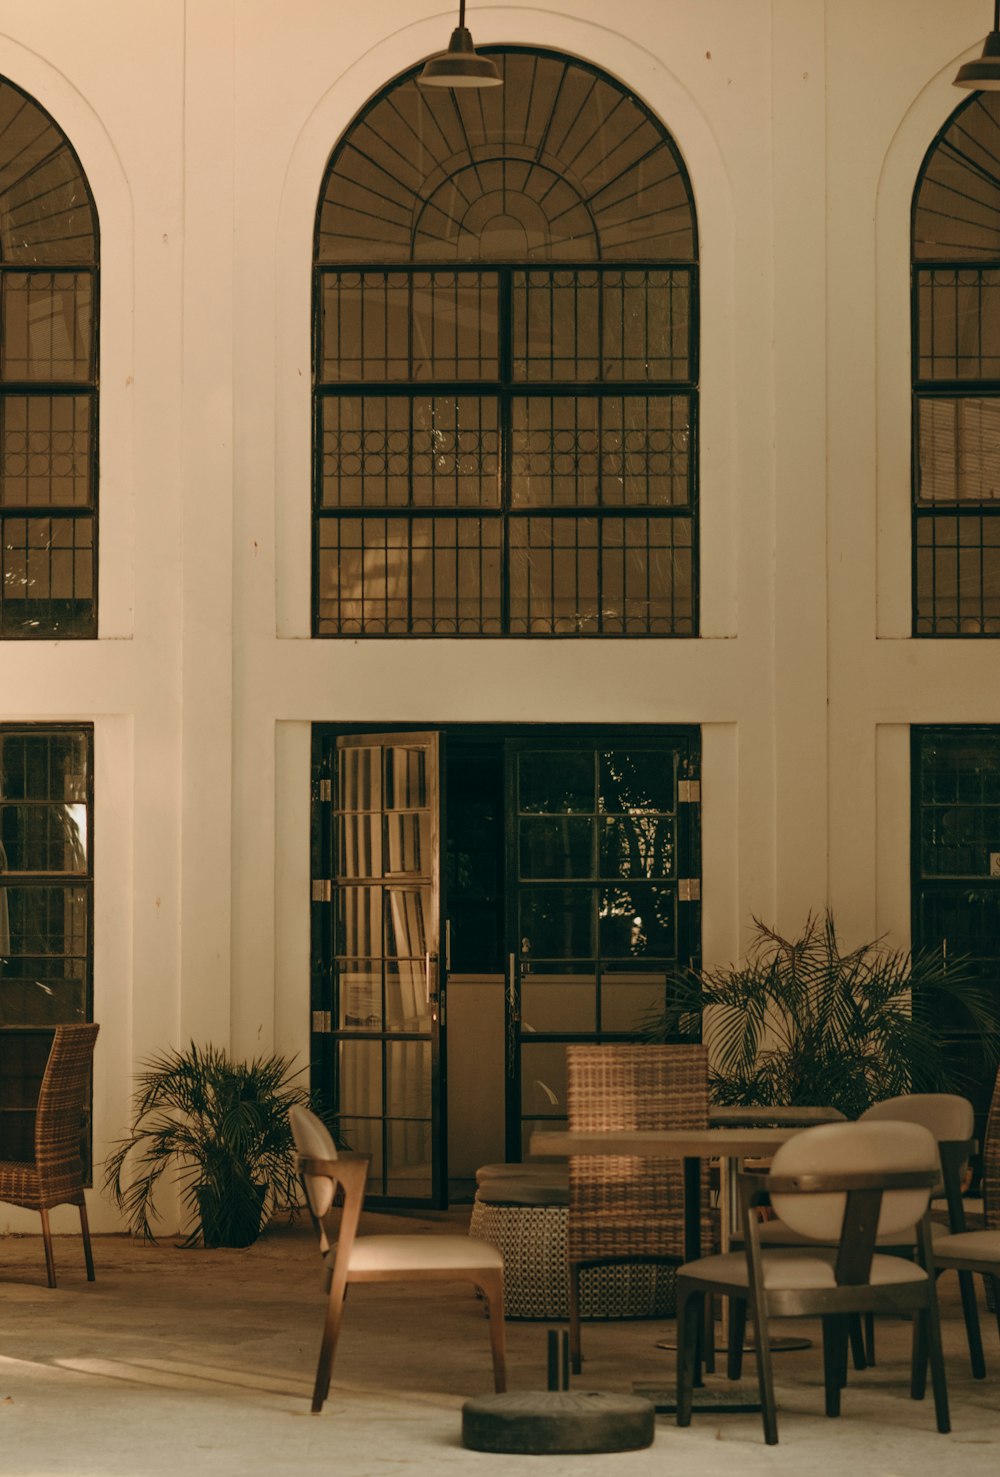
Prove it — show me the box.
[0,1022,100,1288]
[565,1043,711,1373]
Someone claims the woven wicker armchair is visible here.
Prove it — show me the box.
[565,1043,711,1373]
[0,1022,99,1287]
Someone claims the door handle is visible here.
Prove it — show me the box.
[425,951,439,1005]
[507,952,518,1078]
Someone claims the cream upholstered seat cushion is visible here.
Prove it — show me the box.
[932,1228,1000,1264]
[329,1233,504,1275]
[678,1246,930,1291]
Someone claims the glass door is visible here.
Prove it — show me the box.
[314,731,444,1207]
[505,735,700,1157]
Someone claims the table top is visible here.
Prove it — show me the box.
[708,1105,845,1127]
[529,1125,802,1159]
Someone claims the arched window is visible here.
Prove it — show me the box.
[0,80,98,639]
[912,94,1000,635]
[313,49,698,636]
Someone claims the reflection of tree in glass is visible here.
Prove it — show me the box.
[600,750,675,881]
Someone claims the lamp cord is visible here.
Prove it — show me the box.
[459,0,466,29]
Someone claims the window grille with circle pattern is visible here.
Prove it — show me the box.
[313,49,697,636]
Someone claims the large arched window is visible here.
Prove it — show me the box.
[313,49,698,636]
[0,80,98,639]
[912,94,1000,636]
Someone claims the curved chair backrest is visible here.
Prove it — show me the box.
[289,1105,339,1218]
[35,1023,99,1194]
[861,1092,974,1195]
[768,1120,938,1242]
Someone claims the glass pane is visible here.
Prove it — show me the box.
[336,885,382,957]
[512,270,599,380]
[337,815,381,879]
[320,396,500,509]
[386,1040,432,1118]
[0,960,86,1024]
[511,396,690,509]
[0,395,92,507]
[383,889,428,958]
[519,817,593,878]
[917,398,1000,504]
[600,815,676,878]
[320,270,498,380]
[914,95,1000,262]
[508,515,693,635]
[600,973,668,1032]
[914,513,1000,634]
[519,886,593,959]
[0,803,87,872]
[1,273,93,380]
[384,813,429,876]
[917,269,1000,380]
[338,1039,383,1119]
[518,750,594,814]
[600,750,675,814]
[0,732,89,801]
[521,974,596,1033]
[602,270,691,381]
[0,513,95,637]
[385,959,430,1030]
[599,884,676,959]
[336,1116,384,1174]
[337,744,381,814]
[316,514,503,635]
[520,1042,568,1117]
[386,1120,432,1198]
[0,884,87,955]
[920,733,1000,807]
[920,805,1000,877]
[338,961,382,1030]
[384,746,427,810]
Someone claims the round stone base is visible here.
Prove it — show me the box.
[461,1390,656,1455]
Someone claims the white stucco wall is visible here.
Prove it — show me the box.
[0,0,993,1231]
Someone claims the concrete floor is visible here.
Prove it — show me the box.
[1,1206,998,1477]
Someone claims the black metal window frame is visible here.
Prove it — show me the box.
[313,261,699,637]
[911,93,1000,638]
[0,80,100,641]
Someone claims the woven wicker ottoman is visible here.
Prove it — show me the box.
[471,1165,676,1321]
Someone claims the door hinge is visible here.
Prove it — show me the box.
[317,778,332,802]
[678,878,701,902]
[312,879,332,903]
[312,1010,332,1033]
[678,780,700,803]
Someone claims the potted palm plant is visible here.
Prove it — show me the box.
[104,1042,322,1247]
[642,912,1000,1119]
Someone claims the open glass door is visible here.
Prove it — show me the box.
[314,731,444,1207]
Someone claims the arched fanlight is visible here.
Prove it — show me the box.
[417,0,502,88]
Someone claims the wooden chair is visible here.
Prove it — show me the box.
[930,1064,1000,1377]
[0,1022,100,1288]
[565,1043,711,1374]
[676,1120,950,1445]
[289,1105,506,1413]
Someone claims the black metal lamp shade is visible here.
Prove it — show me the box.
[418,2,502,88]
[955,3,1000,88]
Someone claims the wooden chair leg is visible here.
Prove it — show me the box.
[79,1200,95,1282]
[675,1285,702,1428]
[750,1304,779,1445]
[848,1314,867,1371]
[39,1208,57,1288]
[991,1276,1000,1346]
[726,1298,747,1380]
[957,1269,985,1379]
[923,1296,951,1435]
[477,1273,507,1393]
[864,1310,876,1365]
[311,1279,348,1414]
[568,1262,583,1374]
[703,1292,716,1375]
[822,1317,843,1417]
[911,1303,929,1401]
